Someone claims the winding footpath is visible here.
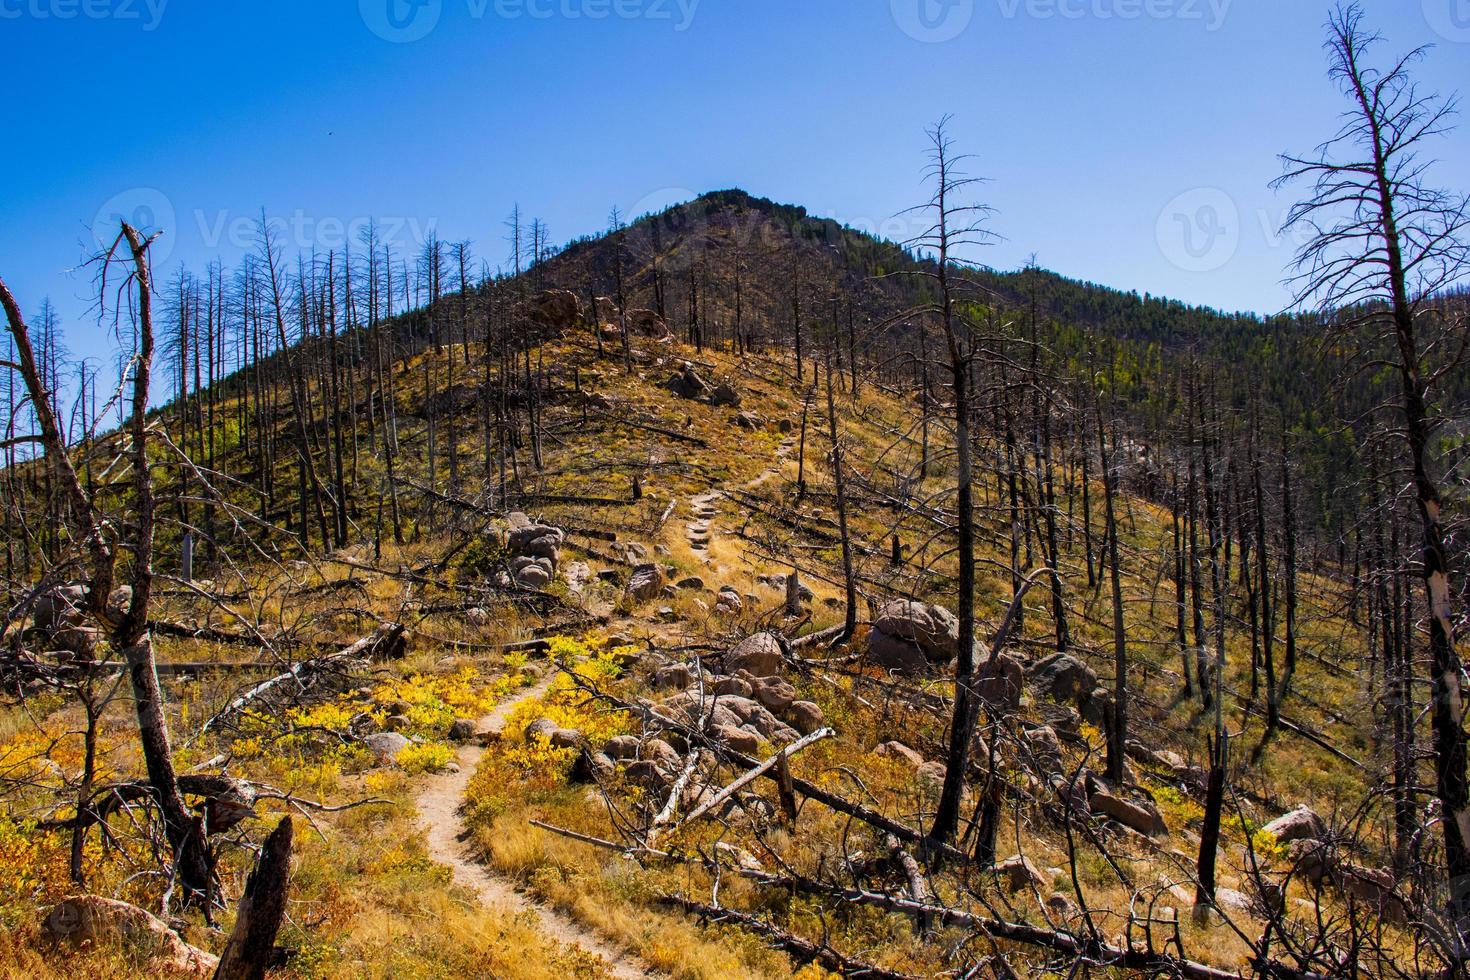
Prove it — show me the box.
[415,674,657,980]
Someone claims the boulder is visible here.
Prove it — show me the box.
[714,724,762,754]
[789,701,825,735]
[665,363,709,399]
[625,760,672,789]
[874,741,925,769]
[727,632,786,676]
[1028,653,1099,705]
[1340,865,1407,923]
[563,561,591,593]
[750,676,797,714]
[712,676,754,699]
[625,563,665,602]
[524,718,560,742]
[34,584,86,632]
[549,727,585,750]
[1046,892,1077,917]
[603,735,641,761]
[655,664,696,690]
[625,308,671,340]
[995,855,1046,893]
[675,576,706,591]
[639,739,681,765]
[866,629,929,675]
[1262,806,1327,845]
[528,288,581,333]
[917,761,948,786]
[714,587,743,615]
[384,714,412,732]
[977,652,1026,709]
[1286,838,1336,886]
[1021,726,1065,776]
[1088,785,1168,836]
[43,896,218,977]
[708,382,742,408]
[364,732,410,763]
[733,411,762,431]
[873,600,960,662]
[514,560,553,589]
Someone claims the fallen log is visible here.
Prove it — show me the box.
[673,727,834,832]
[661,897,924,980]
[731,868,1316,980]
[200,623,405,734]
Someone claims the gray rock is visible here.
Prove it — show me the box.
[1029,653,1099,705]
[866,628,929,675]
[625,563,666,602]
[1262,806,1327,845]
[602,736,641,761]
[708,382,742,408]
[524,718,559,742]
[365,732,410,763]
[665,363,709,399]
[1088,785,1168,836]
[977,652,1026,709]
[447,718,477,742]
[655,664,696,690]
[714,724,762,754]
[712,676,754,699]
[873,600,960,661]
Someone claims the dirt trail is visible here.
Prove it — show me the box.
[415,675,657,980]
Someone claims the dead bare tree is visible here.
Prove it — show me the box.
[1,223,213,907]
[1276,1,1470,949]
[893,116,1002,851]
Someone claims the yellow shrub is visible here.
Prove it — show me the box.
[397,742,454,774]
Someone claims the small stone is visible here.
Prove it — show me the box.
[447,718,477,742]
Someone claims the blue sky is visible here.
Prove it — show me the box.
[2,0,1467,372]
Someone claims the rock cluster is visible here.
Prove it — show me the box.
[32,582,133,659]
[571,635,827,798]
[665,362,710,399]
[505,512,565,589]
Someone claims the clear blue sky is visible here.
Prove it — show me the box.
[3,0,1467,372]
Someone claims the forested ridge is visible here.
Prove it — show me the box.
[0,4,1467,978]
